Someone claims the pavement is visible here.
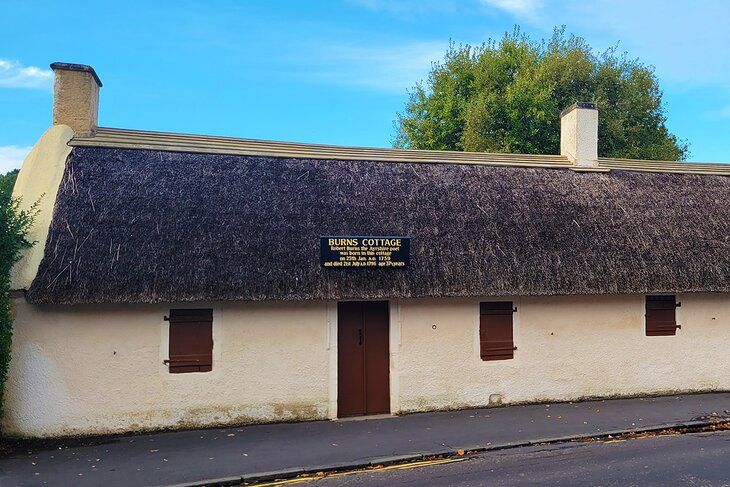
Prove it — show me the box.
[0,393,728,487]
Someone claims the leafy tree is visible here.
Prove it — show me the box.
[394,27,688,161]
[0,170,38,424]
[0,171,17,200]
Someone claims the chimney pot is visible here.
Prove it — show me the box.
[560,102,598,167]
[50,62,102,137]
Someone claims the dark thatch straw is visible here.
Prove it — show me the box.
[27,146,730,304]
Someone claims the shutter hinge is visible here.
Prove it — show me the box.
[163,359,201,365]
[676,302,682,307]
[164,315,170,321]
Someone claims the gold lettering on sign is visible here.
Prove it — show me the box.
[328,238,359,247]
[322,237,408,268]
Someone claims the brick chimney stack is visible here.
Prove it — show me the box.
[50,63,102,137]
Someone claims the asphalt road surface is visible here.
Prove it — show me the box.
[307,430,730,487]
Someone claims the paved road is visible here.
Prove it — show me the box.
[0,393,728,486]
[315,431,730,487]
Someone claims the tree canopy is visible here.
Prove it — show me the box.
[394,28,688,161]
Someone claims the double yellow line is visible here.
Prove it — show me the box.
[253,457,466,486]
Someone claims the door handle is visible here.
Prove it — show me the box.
[358,328,363,345]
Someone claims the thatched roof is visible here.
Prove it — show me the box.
[26,130,730,304]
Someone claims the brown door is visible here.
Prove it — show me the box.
[337,301,390,417]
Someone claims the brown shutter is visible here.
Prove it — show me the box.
[645,296,678,336]
[167,309,213,373]
[480,301,515,361]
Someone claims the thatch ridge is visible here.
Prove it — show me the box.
[69,127,572,169]
[27,147,730,304]
[70,127,730,176]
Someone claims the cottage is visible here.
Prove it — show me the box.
[4,63,730,438]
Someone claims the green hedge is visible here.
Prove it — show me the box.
[0,170,38,426]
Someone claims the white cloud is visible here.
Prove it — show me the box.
[0,145,31,174]
[0,59,53,90]
[289,40,448,93]
[480,0,542,16]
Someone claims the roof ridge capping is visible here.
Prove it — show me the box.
[71,127,573,169]
[58,68,729,176]
[69,126,730,176]
[79,127,566,158]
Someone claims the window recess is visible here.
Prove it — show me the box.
[645,295,681,336]
[480,301,516,361]
[164,308,213,373]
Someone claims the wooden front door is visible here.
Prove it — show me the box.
[337,301,390,417]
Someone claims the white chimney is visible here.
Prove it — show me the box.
[560,102,598,167]
[50,62,102,137]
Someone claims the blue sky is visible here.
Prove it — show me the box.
[2,0,730,172]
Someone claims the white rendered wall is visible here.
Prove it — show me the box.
[11,125,74,291]
[396,294,730,412]
[4,294,729,437]
[3,299,330,437]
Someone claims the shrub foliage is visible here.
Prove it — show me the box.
[0,170,38,424]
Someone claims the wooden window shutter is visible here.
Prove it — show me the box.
[645,296,679,336]
[480,301,515,361]
[166,309,213,373]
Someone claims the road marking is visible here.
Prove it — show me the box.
[252,457,466,486]
[253,478,313,486]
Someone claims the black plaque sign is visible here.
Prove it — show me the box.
[320,236,410,268]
